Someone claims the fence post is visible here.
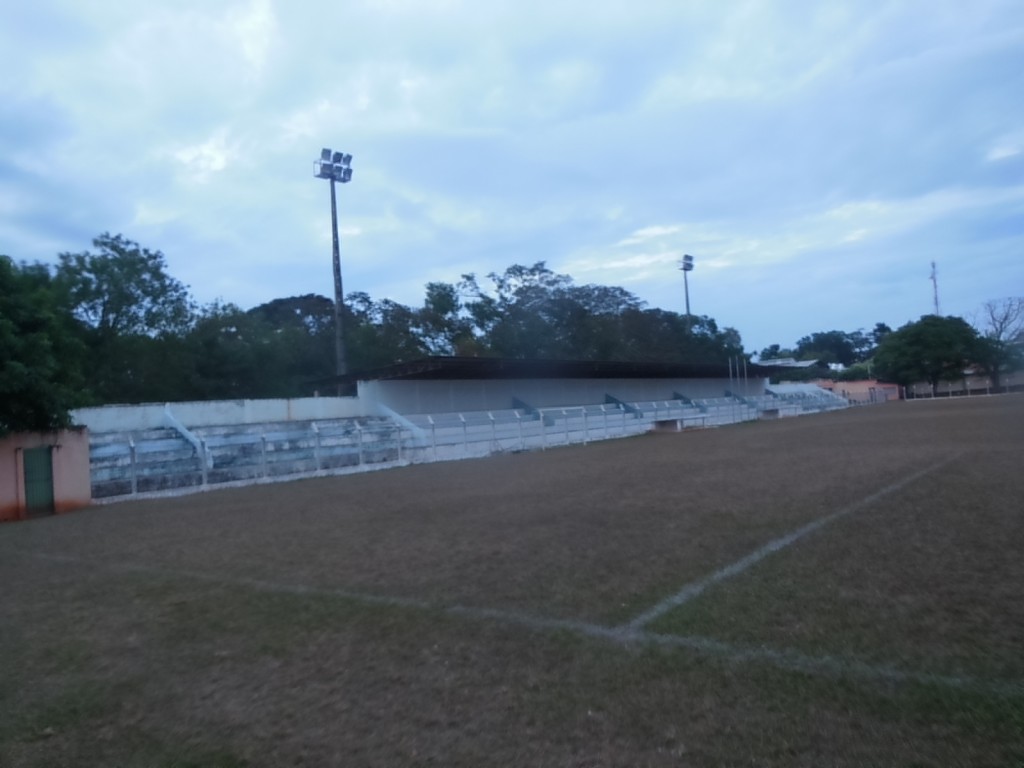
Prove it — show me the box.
[128,438,137,495]
[583,408,589,446]
[261,434,268,478]
[357,427,364,466]
[312,422,321,471]
[517,411,524,451]
[541,411,547,451]
[396,426,403,462]
[460,413,468,454]
[200,440,209,487]
[489,412,497,448]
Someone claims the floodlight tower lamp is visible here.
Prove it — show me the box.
[314,146,354,392]
[679,254,695,318]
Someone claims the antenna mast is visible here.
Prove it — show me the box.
[930,261,941,316]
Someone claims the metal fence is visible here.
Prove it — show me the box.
[90,395,842,502]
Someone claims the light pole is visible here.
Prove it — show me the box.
[314,148,353,393]
[679,254,695,318]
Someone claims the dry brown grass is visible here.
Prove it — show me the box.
[1,394,1022,766]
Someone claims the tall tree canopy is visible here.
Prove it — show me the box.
[0,256,85,434]
[873,315,980,394]
[55,233,194,338]
[4,236,754,409]
[52,233,196,403]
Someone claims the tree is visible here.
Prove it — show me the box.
[757,344,795,361]
[795,330,861,367]
[873,315,979,395]
[458,262,744,363]
[55,233,194,338]
[0,256,85,435]
[416,282,476,355]
[871,322,893,347]
[972,297,1024,390]
[53,233,196,403]
[346,292,430,371]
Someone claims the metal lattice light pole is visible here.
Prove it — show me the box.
[314,148,353,393]
[680,254,695,318]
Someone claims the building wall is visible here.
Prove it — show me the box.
[815,379,901,403]
[358,377,765,414]
[0,429,92,522]
[906,369,1023,397]
[72,396,370,433]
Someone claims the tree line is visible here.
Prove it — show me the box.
[758,301,1023,393]
[3,233,1020,435]
[2,233,745,433]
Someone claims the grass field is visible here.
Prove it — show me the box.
[2,395,1023,767]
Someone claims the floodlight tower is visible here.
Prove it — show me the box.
[679,254,695,318]
[314,148,353,391]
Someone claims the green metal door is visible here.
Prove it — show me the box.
[23,446,55,517]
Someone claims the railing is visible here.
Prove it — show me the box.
[90,395,841,501]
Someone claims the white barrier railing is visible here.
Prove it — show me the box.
[92,396,831,501]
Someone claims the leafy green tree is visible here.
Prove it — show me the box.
[873,315,980,394]
[757,344,796,361]
[55,233,194,338]
[459,262,744,362]
[795,330,860,366]
[53,233,196,403]
[346,292,430,371]
[871,322,892,347]
[835,362,874,382]
[0,256,86,434]
[416,282,476,355]
[184,302,281,399]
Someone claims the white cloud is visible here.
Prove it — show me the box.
[227,0,277,76]
[2,0,1022,354]
[132,202,179,227]
[172,130,238,184]
[986,131,1022,161]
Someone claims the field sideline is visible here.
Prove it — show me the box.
[2,395,1022,766]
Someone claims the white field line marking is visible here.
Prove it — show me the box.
[623,455,960,632]
[18,546,1022,698]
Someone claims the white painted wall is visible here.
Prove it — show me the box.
[358,377,767,414]
[73,397,369,433]
[74,376,771,433]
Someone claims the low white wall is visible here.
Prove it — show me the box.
[358,377,767,415]
[73,397,369,433]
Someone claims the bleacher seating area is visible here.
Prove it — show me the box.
[88,386,851,501]
[89,417,400,499]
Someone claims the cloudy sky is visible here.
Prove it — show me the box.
[3,0,1022,354]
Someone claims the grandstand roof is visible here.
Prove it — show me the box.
[756,357,821,368]
[349,356,778,383]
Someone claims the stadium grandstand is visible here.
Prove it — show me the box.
[74,356,852,501]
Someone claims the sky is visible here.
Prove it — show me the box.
[2,0,1023,355]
